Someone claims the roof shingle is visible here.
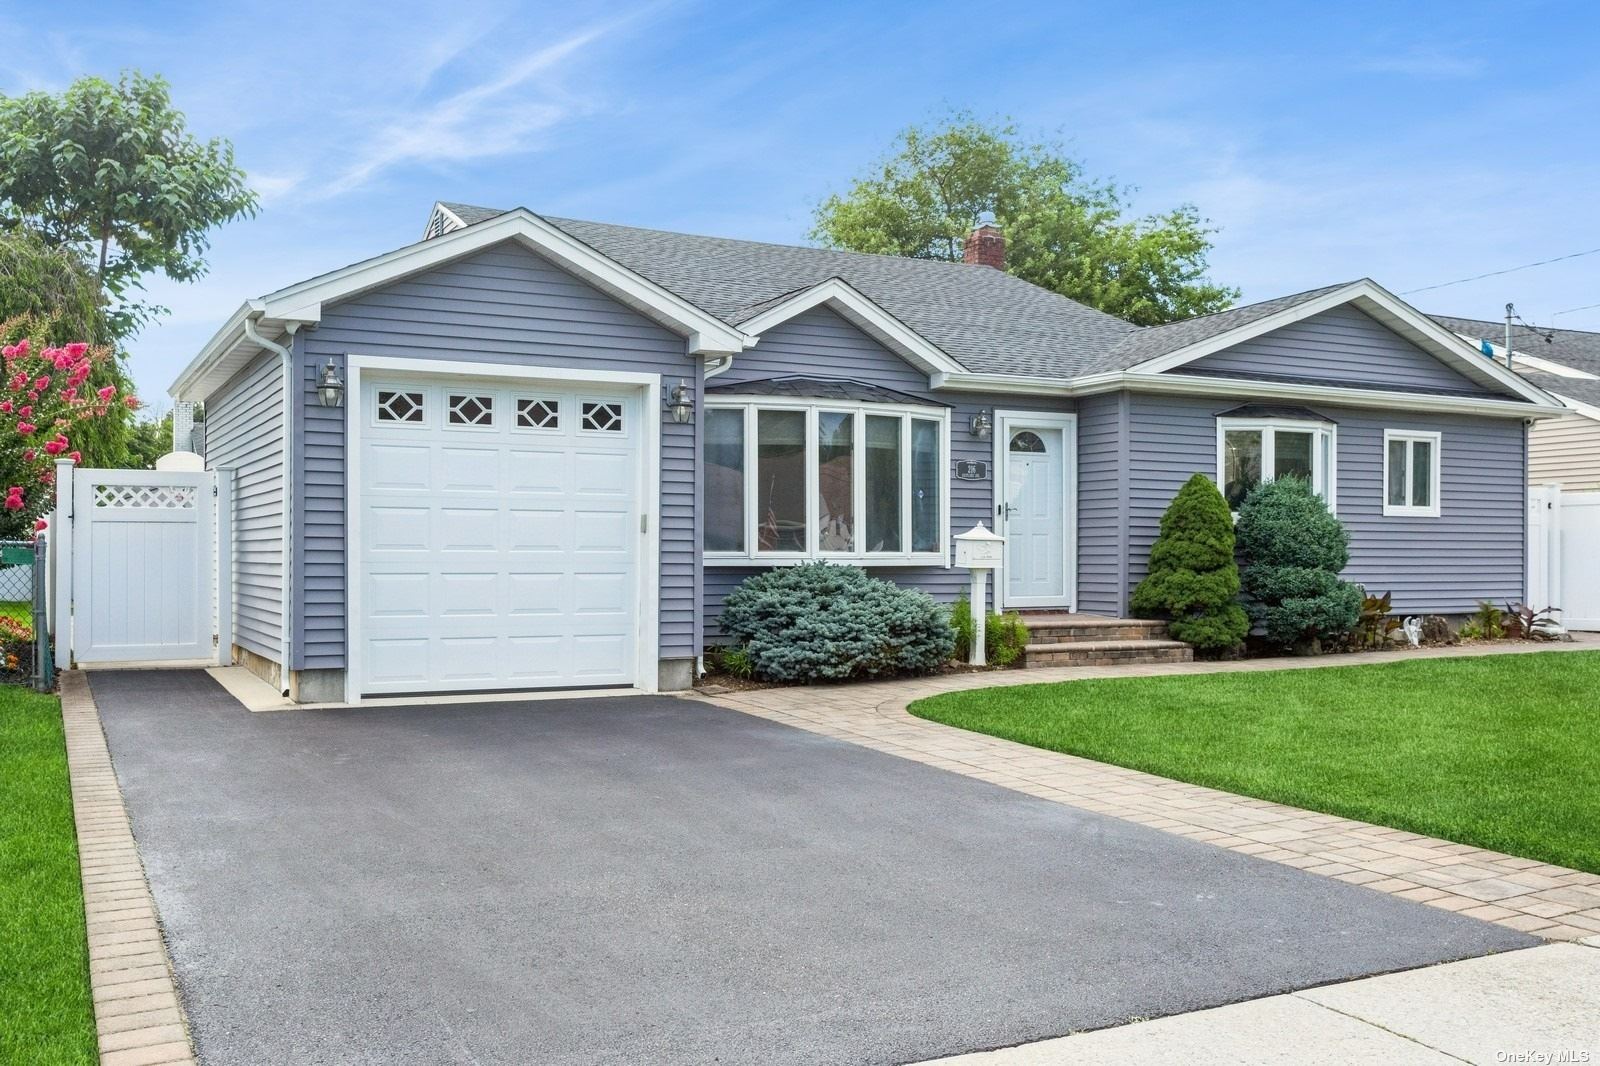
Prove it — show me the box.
[444,204,1138,377]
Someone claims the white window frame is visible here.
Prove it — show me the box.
[1383,429,1442,518]
[704,397,952,567]
[1215,417,1338,513]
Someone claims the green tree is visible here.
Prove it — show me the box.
[123,410,173,470]
[1130,473,1249,655]
[0,71,258,337]
[0,229,103,343]
[811,112,1238,325]
[1234,477,1362,651]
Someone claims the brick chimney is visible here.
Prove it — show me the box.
[963,212,1005,269]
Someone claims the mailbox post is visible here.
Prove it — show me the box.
[953,523,1005,665]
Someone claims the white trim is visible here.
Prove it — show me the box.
[423,201,467,241]
[1080,371,1563,419]
[1512,352,1600,380]
[342,354,661,703]
[1552,392,1600,423]
[1382,429,1443,518]
[1215,416,1338,514]
[736,277,968,377]
[215,469,233,665]
[930,367,1567,419]
[993,410,1078,612]
[702,394,951,567]
[1446,330,1600,381]
[1124,280,1560,408]
[172,211,754,402]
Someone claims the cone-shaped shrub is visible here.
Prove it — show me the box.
[1130,473,1249,655]
[1234,475,1362,650]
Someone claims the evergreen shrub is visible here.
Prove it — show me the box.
[1234,476,1362,650]
[719,564,955,682]
[1129,473,1249,655]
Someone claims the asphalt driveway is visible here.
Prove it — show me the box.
[89,670,1533,1066]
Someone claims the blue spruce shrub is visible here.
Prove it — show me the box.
[1234,476,1363,650]
[719,563,956,682]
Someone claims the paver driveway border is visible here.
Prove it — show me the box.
[60,670,196,1066]
[689,636,1600,942]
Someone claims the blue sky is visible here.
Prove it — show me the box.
[5,1,1598,402]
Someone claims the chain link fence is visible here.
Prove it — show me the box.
[0,538,52,691]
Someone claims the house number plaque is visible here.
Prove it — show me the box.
[953,460,990,481]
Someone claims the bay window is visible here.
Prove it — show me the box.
[705,400,949,562]
[1217,417,1335,511]
[1384,430,1441,517]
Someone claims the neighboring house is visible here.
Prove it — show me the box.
[1432,316,1600,492]
[172,202,1565,702]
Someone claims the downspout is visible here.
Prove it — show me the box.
[697,352,735,677]
[242,315,297,696]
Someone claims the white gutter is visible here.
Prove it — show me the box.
[242,314,297,695]
[930,369,1567,419]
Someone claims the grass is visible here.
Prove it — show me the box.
[910,650,1600,875]
[0,686,96,1065]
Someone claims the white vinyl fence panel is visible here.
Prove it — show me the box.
[1528,485,1600,631]
[63,466,230,663]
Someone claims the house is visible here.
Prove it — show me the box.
[1432,316,1600,491]
[171,202,1566,702]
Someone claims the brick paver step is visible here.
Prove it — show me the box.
[1024,638,1194,668]
[1017,614,1172,645]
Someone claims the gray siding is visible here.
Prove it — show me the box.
[1074,391,1126,616]
[1120,391,1527,615]
[1187,305,1503,396]
[205,351,285,662]
[703,306,1073,643]
[292,242,701,671]
[1529,410,1600,490]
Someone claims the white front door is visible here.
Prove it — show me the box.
[356,375,641,696]
[999,416,1074,609]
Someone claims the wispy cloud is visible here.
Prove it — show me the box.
[310,18,624,200]
[1359,45,1485,80]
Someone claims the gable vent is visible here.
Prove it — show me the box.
[423,204,464,241]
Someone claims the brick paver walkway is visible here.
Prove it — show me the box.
[689,637,1600,942]
[61,671,196,1066]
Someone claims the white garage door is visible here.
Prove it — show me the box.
[356,376,641,695]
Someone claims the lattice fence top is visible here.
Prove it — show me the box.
[92,484,199,510]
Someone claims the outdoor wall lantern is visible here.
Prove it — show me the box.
[668,379,694,424]
[969,407,993,440]
[316,358,345,408]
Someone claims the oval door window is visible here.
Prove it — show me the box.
[1010,430,1047,453]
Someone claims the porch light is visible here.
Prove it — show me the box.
[316,359,344,408]
[969,407,993,440]
[668,380,694,424]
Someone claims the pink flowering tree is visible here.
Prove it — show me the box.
[0,336,138,538]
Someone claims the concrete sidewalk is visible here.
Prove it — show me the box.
[918,940,1600,1065]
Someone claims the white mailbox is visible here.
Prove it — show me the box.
[954,523,1004,569]
[953,523,1005,665]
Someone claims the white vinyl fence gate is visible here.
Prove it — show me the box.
[50,462,231,666]
[1527,485,1600,631]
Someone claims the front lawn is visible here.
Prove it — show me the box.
[910,651,1600,874]
[0,686,96,1065]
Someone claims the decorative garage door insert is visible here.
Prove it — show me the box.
[357,377,641,695]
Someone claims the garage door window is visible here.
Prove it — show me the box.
[376,390,425,424]
[581,401,624,433]
[447,394,495,427]
[705,400,949,564]
[515,397,560,430]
